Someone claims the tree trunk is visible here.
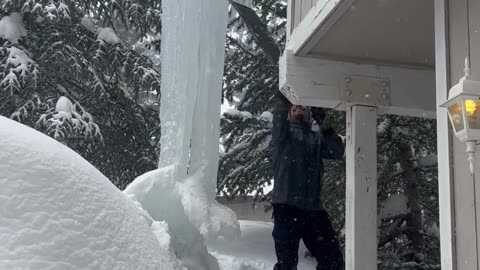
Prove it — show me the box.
[398,142,425,262]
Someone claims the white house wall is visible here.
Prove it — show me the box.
[450,0,480,268]
[437,0,480,268]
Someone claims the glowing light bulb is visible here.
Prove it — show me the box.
[465,100,477,116]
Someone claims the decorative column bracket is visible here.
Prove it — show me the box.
[341,75,391,110]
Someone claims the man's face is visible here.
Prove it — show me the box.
[290,105,310,122]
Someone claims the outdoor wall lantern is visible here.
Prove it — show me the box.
[441,58,480,174]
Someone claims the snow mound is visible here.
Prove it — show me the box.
[97,27,122,44]
[124,167,240,270]
[176,166,241,241]
[0,12,27,44]
[380,193,409,219]
[0,116,177,270]
[151,221,185,270]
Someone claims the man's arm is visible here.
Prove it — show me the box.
[321,127,345,160]
[272,94,290,144]
[311,107,345,160]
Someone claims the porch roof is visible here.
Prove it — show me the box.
[281,0,437,118]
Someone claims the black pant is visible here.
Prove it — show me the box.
[272,204,344,270]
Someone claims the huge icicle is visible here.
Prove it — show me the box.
[124,1,239,270]
[158,0,239,240]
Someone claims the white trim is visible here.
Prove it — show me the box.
[435,0,456,268]
[279,52,436,118]
[345,105,378,270]
[287,0,354,56]
[286,0,293,41]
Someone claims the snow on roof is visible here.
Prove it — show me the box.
[97,27,122,44]
[0,116,177,270]
[0,12,27,44]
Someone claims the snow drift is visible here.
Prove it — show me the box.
[125,167,231,270]
[0,116,181,270]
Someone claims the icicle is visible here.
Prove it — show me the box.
[158,0,238,243]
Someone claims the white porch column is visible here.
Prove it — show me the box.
[346,105,378,270]
[435,0,456,268]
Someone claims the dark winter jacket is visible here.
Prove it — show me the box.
[271,98,344,211]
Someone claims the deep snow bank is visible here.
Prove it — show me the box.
[0,116,181,270]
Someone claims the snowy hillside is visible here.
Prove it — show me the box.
[0,116,181,270]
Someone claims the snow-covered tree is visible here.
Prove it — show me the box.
[376,115,440,269]
[0,0,161,189]
[219,0,286,199]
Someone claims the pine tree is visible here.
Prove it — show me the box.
[219,0,286,199]
[0,0,161,189]
[377,115,440,269]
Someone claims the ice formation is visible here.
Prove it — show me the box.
[124,0,239,269]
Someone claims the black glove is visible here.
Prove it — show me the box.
[310,107,326,125]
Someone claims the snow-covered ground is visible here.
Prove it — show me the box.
[1,115,315,270]
[208,220,316,270]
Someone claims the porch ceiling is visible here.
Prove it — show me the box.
[296,0,435,68]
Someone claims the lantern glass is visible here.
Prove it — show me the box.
[448,101,465,133]
[465,99,480,129]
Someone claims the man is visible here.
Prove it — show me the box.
[271,94,344,270]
